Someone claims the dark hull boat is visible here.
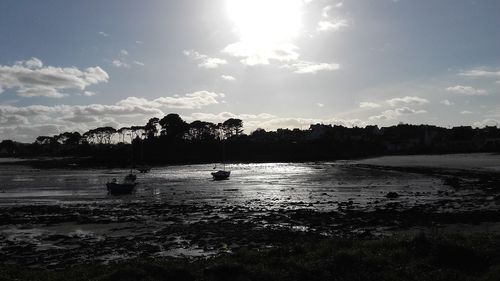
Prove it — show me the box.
[107,172,137,195]
[106,181,137,195]
[212,139,230,180]
[125,173,137,181]
[137,166,151,173]
[211,170,230,180]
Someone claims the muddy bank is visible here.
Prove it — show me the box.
[3,233,500,281]
[2,199,500,268]
[1,159,500,269]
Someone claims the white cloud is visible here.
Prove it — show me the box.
[0,114,28,126]
[369,107,426,121]
[459,69,500,78]
[460,110,473,114]
[359,102,381,109]
[0,124,69,142]
[98,31,109,37]
[473,119,499,128]
[18,87,67,98]
[189,112,275,122]
[201,58,228,69]
[187,116,361,133]
[0,90,225,141]
[183,50,228,69]
[386,96,429,107]
[117,91,225,109]
[0,58,109,98]
[317,103,325,107]
[223,42,299,66]
[155,91,224,109]
[253,113,276,119]
[446,85,487,96]
[282,60,340,74]
[244,117,366,132]
[317,19,348,32]
[84,91,96,97]
[110,49,143,68]
[221,75,236,81]
[0,102,164,142]
[112,59,129,68]
[440,99,454,106]
[16,57,43,69]
[60,115,98,123]
[70,104,163,117]
[322,5,332,17]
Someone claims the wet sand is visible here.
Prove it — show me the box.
[1,155,499,268]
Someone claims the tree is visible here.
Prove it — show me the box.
[159,114,188,139]
[83,130,95,144]
[55,132,82,145]
[250,128,268,141]
[144,117,160,139]
[85,127,116,144]
[117,127,130,143]
[35,136,57,145]
[0,140,17,156]
[188,120,217,140]
[222,118,243,138]
[130,126,145,140]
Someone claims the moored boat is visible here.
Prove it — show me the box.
[211,170,230,180]
[106,181,137,194]
[107,175,137,195]
[211,138,231,180]
[125,172,137,181]
[137,166,151,173]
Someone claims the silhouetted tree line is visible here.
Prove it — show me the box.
[1,114,500,166]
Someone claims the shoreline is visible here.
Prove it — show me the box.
[1,151,497,170]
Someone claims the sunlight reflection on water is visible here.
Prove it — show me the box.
[0,162,451,211]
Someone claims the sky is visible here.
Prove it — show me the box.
[0,0,499,142]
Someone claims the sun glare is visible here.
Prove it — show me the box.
[226,0,303,45]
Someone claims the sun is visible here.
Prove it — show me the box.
[226,0,303,45]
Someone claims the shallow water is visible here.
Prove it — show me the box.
[0,157,498,267]
[0,162,451,210]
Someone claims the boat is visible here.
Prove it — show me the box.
[211,170,231,180]
[107,141,138,194]
[125,172,137,181]
[136,166,151,173]
[211,139,231,180]
[106,175,137,195]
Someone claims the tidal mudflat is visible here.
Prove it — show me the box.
[1,154,500,269]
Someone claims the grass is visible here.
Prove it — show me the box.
[2,233,500,281]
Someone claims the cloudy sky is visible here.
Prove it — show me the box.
[1,0,499,142]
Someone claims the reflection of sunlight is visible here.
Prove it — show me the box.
[225,0,303,64]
